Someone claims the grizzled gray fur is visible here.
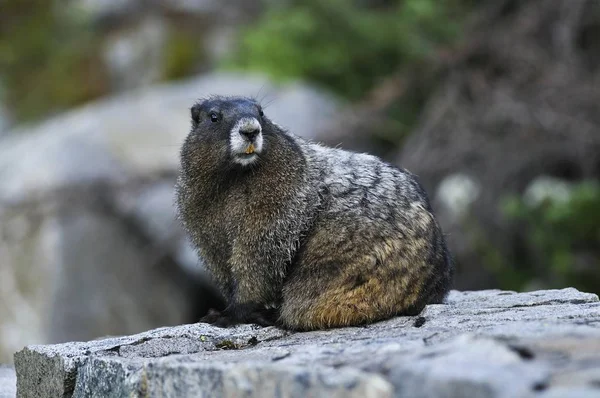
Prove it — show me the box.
[176,96,453,330]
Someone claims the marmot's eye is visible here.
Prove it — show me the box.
[259,108,264,117]
[210,112,220,123]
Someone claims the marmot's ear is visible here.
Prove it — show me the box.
[191,106,201,125]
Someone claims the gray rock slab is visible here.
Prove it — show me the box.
[0,366,16,398]
[46,210,198,345]
[14,289,600,398]
[15,323,285,398]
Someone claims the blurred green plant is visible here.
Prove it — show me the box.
[227,0,471,100]
[499,181,600,293]
[162,27,205,81]
[0,1,109,122]
[226,0,476,155]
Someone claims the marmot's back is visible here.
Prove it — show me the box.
[279,142,453,330]
[176,96,453,330]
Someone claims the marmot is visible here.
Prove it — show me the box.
[176,96,453,331]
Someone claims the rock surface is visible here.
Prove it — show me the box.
[14,288,600,398]
[0,366,16,398]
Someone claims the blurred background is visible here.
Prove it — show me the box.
[0,0,599,363]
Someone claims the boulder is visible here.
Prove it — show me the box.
[13,288,600,398]
[102,16,167,92]
[0,365,16,398]
[0,73,339,363]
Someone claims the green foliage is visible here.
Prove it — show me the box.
[227,0,470,100]
[162,28,205,81]
[469,220,535,292]
[0,1,109,122]
[370,76,435,155]
[500,181,600,293]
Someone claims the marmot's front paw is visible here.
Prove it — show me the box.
[243,308,278,327]
[233,304,279,327]
[200,308,234,328]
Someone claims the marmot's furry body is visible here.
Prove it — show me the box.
[176,96,453,330]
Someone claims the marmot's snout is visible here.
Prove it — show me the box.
[230,117,263,166]
[239,125,260,142]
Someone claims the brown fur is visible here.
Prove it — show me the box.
[176,96,454,330]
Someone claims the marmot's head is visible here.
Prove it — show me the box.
[182,96,273,173]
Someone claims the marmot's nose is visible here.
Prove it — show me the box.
[240,128,260,141]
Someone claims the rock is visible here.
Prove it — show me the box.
[0,181,208,363]
[15,324,286,398]
[0,366,16,398]
[0,73,339,363]
[0,202,61,363]
[385,335,548,398]
[14,288,600,398]
[46,205,198,345]
[103,17,167,92]
[116,180,200,275]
